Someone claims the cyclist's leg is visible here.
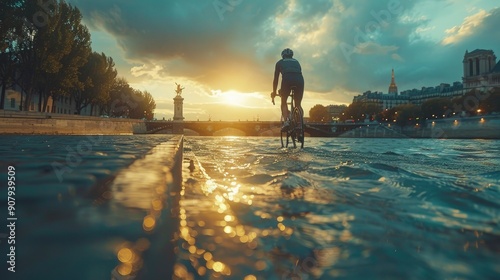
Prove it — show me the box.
[280,80,291,121]
[292,77,305,126]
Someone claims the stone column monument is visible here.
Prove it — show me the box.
[173,83,185,134]
[173,83,185,121]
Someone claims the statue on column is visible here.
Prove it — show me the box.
[175,83,184,96]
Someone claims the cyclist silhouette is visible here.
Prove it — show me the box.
[271,48,304,132]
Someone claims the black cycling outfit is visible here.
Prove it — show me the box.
[273,58,304,104]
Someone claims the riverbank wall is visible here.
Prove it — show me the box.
[2,110,499,138]
[403,115,500,139]
[340,115,500,139]
[0,110,147,135]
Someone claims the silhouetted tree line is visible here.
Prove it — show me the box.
[0,0,156,119]
[308,104,330,122]
[340,88,500,127]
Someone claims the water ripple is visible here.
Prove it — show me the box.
[177,137,500,280]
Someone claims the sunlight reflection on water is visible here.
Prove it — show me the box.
[175,136,499,280]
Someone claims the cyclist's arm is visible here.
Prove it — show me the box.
[272,61,281,93]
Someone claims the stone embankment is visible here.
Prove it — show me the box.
[340,115,500,139]
[403,115,500,139]
[0,110,146,135]
[339,124,407,138]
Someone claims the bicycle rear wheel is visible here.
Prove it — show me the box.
[281,127,296,148]
[280,116,288,148]
[280,129,286,148]
[288,128,296,148]
[291,107,304,148]
[280,121,295,148]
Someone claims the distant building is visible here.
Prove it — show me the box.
[2,86,23,111]
[401,82,466,106]
[0,52,100,115]
[462,49,500,89]
[326,104,347,121]
[353,49,500,109]
[1,85,99,116]
[353,90,408,110]
[388,68,398,95]
[353,68,407,109]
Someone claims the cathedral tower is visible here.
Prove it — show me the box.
[463,49,497,89]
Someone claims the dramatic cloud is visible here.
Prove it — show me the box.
[67,0,500,120]
[442,10,490,45]
[130,64,164,79]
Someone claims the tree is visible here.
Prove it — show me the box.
[481,87,500,114]
[3,0,43,111]
[1,0,134,115]
[342,101,382,122]
[0,0,24,109]
[376,107,396,123]
[103,78,157,119]
[12,21,39,110]
[393,104,421,127]
[0,1,20,50]
[104,77,135,117]
[73,52,117,114]
[141,91,156,120]
[452,88,500,116]
[421,98,453,119]
[0,48,15,110]
[7,0,92,112]
[309,104,329,122]
[128,90,157,120]
[35,1,92,111]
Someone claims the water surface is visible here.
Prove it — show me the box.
[179,137,499,280]
[0,136,498,280]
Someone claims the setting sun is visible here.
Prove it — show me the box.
[221,90,247,106]
[213,90,264,108]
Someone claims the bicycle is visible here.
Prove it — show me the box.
[272,86,304,148]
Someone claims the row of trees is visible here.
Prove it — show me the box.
[0,0,156,119]
[309,88,500,126]
[308,104,330,122]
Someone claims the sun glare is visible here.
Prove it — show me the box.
[220,90,248,106]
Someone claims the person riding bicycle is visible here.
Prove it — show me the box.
[271,48,305,134]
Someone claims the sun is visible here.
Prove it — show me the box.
[220,90,248,106]
[211,89,264,108]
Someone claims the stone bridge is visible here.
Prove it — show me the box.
[144,121,369,137]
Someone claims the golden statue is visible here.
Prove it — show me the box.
[175,83,184,96]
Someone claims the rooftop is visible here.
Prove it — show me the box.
[466,49,494,55]
[491,61,500,73]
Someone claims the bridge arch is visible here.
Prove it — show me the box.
[182,121,281,136]
[213,127,247,136]
[146,121,368,137]
[183,128,200,136]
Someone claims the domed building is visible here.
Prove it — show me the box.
[353,49,500,110]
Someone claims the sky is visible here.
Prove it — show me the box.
[66,0,500,121]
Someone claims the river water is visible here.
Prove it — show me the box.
[0,135,499,280]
